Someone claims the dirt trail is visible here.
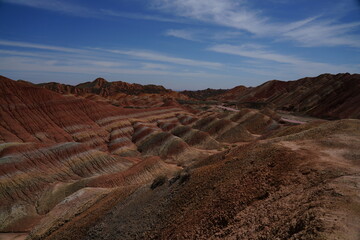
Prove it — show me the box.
[217,105,240,112]
[216,105,307,124]
[280,117,306,124]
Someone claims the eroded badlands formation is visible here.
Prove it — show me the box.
[38,78,188,108]
[182,73,360,119]
[0,75,359,240]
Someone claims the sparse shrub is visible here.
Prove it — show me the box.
[168,174,181,186]
[178,171,190,184]
[150,175,167,190]
[168,170,191,185]
[343,151,360,161]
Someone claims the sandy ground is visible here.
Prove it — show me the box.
[0,233,28,240]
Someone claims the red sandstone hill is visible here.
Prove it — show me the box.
[0,75,203,234]
[213,85,248,101]
[214,73,360,119]
[36,81,81,95]
[0,75,138,143]
[180,88,228,100]
[37,78,189,107]
[38,78,172,96]
[1,74,360,239]
[75,78,170,96]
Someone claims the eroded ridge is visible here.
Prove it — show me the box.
[0,75,359,240]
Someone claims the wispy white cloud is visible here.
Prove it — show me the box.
[0,40,222,69]
[0,40,229,87]
[80,60,127,68]
[154,0,360,48]
[142,63,171,70]
[102,49,223,68]
[4,0,360,48]
[3,0,185,23]
[209,44,303,64]
[100,9,185,23]
[283,21,360,47]
[2,0,94,17]
[165,29,200,41]
[0,55,229,82]
[0,56,168,76]
[211,31,243,41]
[209,43,357,77]
[0,49,50,58]
[0,40,86,53]
[153,0,267,35]
[165,28,243,42]
[1,40,357,89]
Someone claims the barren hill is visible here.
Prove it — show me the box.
[38,78,171,96]
[37,77,188,108]
[0,74,359,240]
[75,78,170,96]
[203,73,360,119]
[180,88,228,100]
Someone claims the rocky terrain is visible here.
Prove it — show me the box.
[38,78,171,96]
[180,88,228,100]
[186,73,360,119]
[38,78,188,108]
[0,74,359,240]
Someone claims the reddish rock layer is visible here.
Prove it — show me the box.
[38,78,189,108]
[2,74,358,240]
[256,74,357,118]
[39,78,170,96]
[192,73,360,119]
[180,88,228,100]
[0,75,200,232]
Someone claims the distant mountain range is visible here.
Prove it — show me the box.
[36,77,188,108]
[38,77,171,96]
[180,88,228,100]
[9,72,360,119]
[183,73,360,119]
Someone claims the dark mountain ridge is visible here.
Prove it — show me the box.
[38,77,171,96]
[193,73,360,119]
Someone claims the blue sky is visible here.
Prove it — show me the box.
[0,0,359,90]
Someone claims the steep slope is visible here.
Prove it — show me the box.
[215,73,360,119]
[0,75,203,234]
[3,75,260,237]
[2,73,358,240]
[70,119,360,240]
